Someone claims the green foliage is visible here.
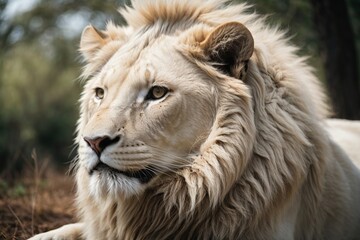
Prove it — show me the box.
[242,0,325,80]
[0,179,9,196]
[0,179,26,197]
[0,40,81,173]
[11,183,26,197]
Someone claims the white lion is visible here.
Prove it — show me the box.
[30,0,360,239]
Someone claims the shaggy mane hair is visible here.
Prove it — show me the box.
[75,1,354,239]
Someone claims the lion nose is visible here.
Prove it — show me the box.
[84,135,120,156]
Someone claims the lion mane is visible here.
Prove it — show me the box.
[30,0,360,240]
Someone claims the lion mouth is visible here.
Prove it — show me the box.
[91,162,156,183]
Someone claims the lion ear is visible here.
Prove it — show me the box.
[80,25,109,62]
[200,22,254,78]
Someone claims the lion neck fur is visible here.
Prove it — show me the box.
[75,0,346,239]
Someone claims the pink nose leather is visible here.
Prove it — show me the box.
[84,135,120,156]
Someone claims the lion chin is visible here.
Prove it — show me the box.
[87,163,148,199]
[29,0,360,240]
[80,142,160,199]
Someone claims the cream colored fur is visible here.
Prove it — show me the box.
[325,119,360,167]
[30,1,360,240]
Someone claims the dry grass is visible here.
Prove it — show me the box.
[0,155,77,240]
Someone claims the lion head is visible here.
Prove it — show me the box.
[75,0,331,239]
[76,17,256,198]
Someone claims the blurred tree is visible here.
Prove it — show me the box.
[247,0,360,119]
[1,42,80,174]
[0,0,10,50]
[244,0,326,80]
[0,0,127,176]
[310,0,360,119]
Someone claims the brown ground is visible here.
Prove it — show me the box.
[0,170,77,240]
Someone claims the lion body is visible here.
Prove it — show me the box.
[30,1,360,240]
[326,119,360,167]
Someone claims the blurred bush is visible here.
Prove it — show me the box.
[0,41,80,174]
[0,0,359,177]
[0,0,126,175]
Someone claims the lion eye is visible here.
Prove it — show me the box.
[95,87,105,100]
[146,86,169,100]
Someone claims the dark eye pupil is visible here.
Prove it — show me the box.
[95,88,104,99]
[146,86,168,100]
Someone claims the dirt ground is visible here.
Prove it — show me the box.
[0,170,77,240]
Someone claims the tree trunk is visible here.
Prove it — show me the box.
[310,0,360,119]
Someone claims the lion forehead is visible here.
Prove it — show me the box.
[100,37,166,83]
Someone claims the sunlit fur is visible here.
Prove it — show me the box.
[325,119,360,167]
[30,1,360,240]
